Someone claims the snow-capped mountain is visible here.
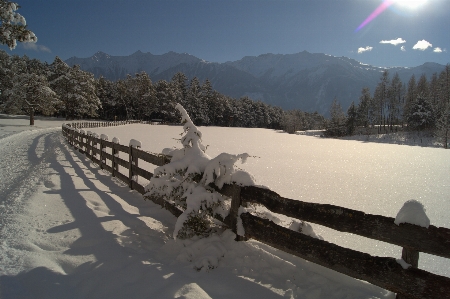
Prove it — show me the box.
[65,51,446,115]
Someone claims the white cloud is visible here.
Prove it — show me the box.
[401,46,406,52]
[412,40,432,51]
[433,47,444,53]
[22,42,51,53]
[358,46,373,54]
[380,38,406,46]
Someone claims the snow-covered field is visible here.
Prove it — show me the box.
[1,115,449,298]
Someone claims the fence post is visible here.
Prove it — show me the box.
[128,145,139,189]
[100,139,104,169]
[396,249,419,299]
[229,185,247,241]
[112,143,118,177]
[88,134,92,160]
[78,132,82,153]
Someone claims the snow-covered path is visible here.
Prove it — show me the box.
[0,121,394,298]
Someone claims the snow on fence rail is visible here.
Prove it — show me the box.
[61,122,450,299]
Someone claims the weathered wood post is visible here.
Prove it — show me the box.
[100,139,104,170]
[128,139,141,189]
[86,131,93,161]
[396,248,419,299]
[228,185,247,241]
[112,145,117,177]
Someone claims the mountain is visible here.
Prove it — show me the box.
[65,51,446,116]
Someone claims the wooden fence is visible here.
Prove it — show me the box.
[61,122,450,299]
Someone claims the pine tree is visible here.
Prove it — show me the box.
[356,87,372,128]
[373,70,390,133]
[171,72,188,107]
[387,72,403,131]
[49,58,100,119]
[346,101,357,135]
[324,98,347,137]
[407,94,435,131]
[0,1,36,49]
[2,73,60,125]
[0,50,12,104]
[404,74,417,124]
[435,103,450,149]
[416,74,429,96]
[95,76,117,120]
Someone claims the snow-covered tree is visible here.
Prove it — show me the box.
[373,70,390,133]
[0,1,36,49]
[387,72,403,130]
[435,103,450,149]
[2,73,59,125]
[404,74,417,124]
[324,98,347,137]
[346,101,357,135]
[0,49,12,103]
[145,104,255,239]
[49,58,100,119]
[407,94,435,131]
[356,87,372,128]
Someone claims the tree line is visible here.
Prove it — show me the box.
[325,67,450,148]
[0,50,324,130]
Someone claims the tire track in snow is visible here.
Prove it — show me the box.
[0,128,60,275]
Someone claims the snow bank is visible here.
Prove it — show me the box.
[394,200,430,228]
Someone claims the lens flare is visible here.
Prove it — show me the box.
[355,0,427,32]
[355,0,394,32]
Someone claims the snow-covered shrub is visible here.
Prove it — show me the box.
[145,103,255,240]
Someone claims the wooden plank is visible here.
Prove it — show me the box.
[102,164,113,173]
[92,156,100,165]
[102,140,114,148]
[137,150,171,166]
[114,170,129,185]
[115,143,129,153]
[240,186,450,259]
[92,147,101,155]
[144,194,183,218]
[131,180,146,195]
[114,156,129,168]
[132,164,153,180]
[103,152,113,162]
[240,212,450,299]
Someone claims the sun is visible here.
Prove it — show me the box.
[391,0,428,9]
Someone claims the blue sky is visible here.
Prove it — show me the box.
[2,0,449,67]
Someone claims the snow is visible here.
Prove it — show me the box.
[396,259,412,270]
[1,115,449,298]
[394,200,430,228]
[90,124,450,278]
[129,138,142,148]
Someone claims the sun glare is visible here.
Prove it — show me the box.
[356,0,429,31]
[392,0,428,9]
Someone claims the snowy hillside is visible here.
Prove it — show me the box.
[1,116,449,298]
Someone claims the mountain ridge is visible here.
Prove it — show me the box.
[65,51,446,116]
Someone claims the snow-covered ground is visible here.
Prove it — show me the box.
[1,116,448,298]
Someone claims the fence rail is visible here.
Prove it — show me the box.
[62,121,450,299]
